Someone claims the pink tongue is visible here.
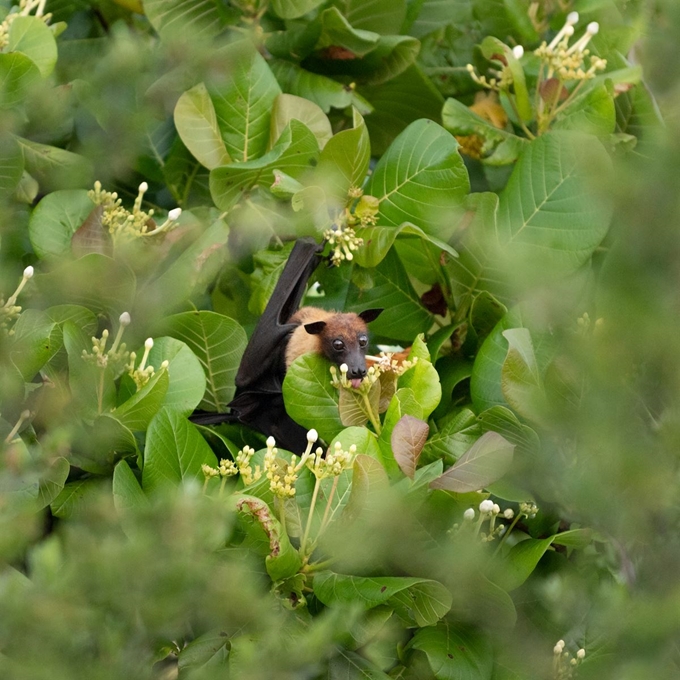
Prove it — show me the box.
[350,378,362,389]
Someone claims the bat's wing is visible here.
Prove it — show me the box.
[191,237,323,452]
[234,237,324,393]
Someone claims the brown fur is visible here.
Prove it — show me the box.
[285,306,369,368]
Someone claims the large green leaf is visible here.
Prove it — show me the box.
[9,310,61,380]
[0,53,40,108]
[144,0,228,41]
[28,190,94,259]
[345,249,432,342]
[210,120,319,210]
[283,354,343,443]
[554,83,616,136]
[174,83,231,170]
[0,133,23,198]
[209,42,282,162]
[8,16,58,78]
[314,571,451,627]
[328,650,393,680]
[270,59,373,114]
[408,0,471,38]
[270,93,332,150]
[429,431,514,493]
[365,119,469,240]
[494,131,613,285]
[142,408,217,493]
[410,621,494,680]
[112,460,149,513]
[17,137,93,192]
[333,0,406,34]
[158,311,247,412]
[51,478,111,520]
[112,368,170,431]
[270,0,326,19]
[316,7,380,57]
[316,107,370,203]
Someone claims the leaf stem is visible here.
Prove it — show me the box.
[493,513,522,556]
[301,476,321,556]
[363,392,382,435]
[97,367,105,414]
[319,476,339,536]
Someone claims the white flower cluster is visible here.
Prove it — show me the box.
[553,639,586,679]
[0,266,34,331]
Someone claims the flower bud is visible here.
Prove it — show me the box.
[479,499,494,514]
[564,24,575,37]
[587,21,599,35]
[577,649,585,660]
[464,508,475,521]
[23,266,34,279]
[307,429,318,443]
[492,503,500,514]
[567,11,579,25]
[119,311,131,326]
[340,363,348,374]
[139,182,148,192]
[266,436,276,448]
[504,508,515,519]
[512,45,524,60]
[144,338,154,350]
[168,207,182,221]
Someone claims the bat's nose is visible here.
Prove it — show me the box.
[349,366,366,379]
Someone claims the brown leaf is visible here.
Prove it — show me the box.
[391,415,429,479]
[71,205,113,258]
[421,283,448,316]
[539,78,569,104]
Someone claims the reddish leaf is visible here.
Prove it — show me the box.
[391,415,429,479]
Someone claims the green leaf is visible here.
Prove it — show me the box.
[112,459,148,513]
[8,16,58,78]
[51,478,111,520]
[421,409,479,467]
[441,97,526,165]
[0,133,23,198]
[209,42,282,162]
[71,414,138,475]
[270,59,373,114]
[495,131,613,285]
[270,0,326,20]
[178,629,229,673]
[0,53,40,108]
[410,621,493,680]
[17,137,93,192]
[140,215,229,316]
[355,223,458,269]
[391,415,429,478]
[317,107,370,203]
[36,254,136,317]
[283,354,343,443]
[144,0,228,42]
[334,0,406,34]
[397,358,442,419]
[316,7,380,56]
[346,249,432,343]
[360,64,444,156]
[328,650,393,680]
[270,93,333,150]
[174,83,231,170]
[314,571,451,627]
[248,243,295,316]
[338,380,380,429]
[158,311,247,412]
[142,408,217,493]
[9,310,61,380]
[234,495,302,581]
[113,367,169,432]
[500,328,546,424]
[378,388,422,475]
[430,431,514,493]
[554,83,616,136]
[357,35,422,86]
[408,0,470,38]
[210,119,319,211]
[365,119,469,241]
[147,337,206,416]
[28,190,94,259]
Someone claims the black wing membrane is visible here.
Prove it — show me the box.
[191,237,324,451]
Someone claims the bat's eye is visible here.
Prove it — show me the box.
[333,339,345,352]
[358,336,368,348]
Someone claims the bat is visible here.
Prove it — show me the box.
[191,237,382,452]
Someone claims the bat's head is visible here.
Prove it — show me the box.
[304,308,383,388]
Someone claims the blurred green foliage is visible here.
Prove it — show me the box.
[1,0,680,678]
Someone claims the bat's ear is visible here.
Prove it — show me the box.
[304,321,327,335]
[358,308,383,323]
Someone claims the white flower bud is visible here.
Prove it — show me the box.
[160,360,169,369]
[504,508,515,519]
[266,436,276,448]
[144,338,154,350]
[567,11,579,25]
[23,266,34,279]
[577,649,585,660]
[307,429,318,443]
[334,441,342,451]
[168,207,182,221]
[512,45,524,60]
[492,503,501,514]
[340,363,348,374]
[564,24,575,37]
[349,444,356,453]
[139,182,148,192]
[587,21,599,35]
[119,311,131,326]
[554,640,565,654]
[464,508,475,521]
[479,499,494,514]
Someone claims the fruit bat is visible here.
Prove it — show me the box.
[191,237,382,451]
